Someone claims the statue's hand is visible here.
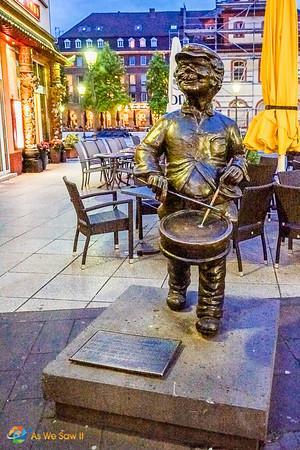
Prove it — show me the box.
[219,165,244,185]
[147,174,168,202]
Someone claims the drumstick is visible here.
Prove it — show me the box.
[198,185,221,228]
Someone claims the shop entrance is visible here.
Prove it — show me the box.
[0,59,10,177]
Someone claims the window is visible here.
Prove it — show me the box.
[129,74,136,85]
[96,26,103,31]
[128,38,135,48]
[117,38,124,48]
[97,38,104,48]
[135,25,142,31]
[86,39,93,48]
[170,25,177,30]
[64,39,71,48]
[129,56,136,66]
[232,60,247,81]
[140,55,147,66]
[130,93,136,101]
[228,98,249,129]
[75,39,81,49]
[150,37,157,48]
[140,74,147,85]
[76,56,83,67]
[233,21,245,38]
[182,36,189,45]
[141,92,148,102]
[139,37,146,48]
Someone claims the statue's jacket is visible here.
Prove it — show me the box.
[134,104,247,204]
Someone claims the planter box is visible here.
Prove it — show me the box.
[50,149,61,164]
[65,146,78,159]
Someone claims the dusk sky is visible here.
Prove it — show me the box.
[50,0,300,35]
[50,0,215,34]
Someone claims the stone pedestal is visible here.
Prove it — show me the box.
[43,286,280,450]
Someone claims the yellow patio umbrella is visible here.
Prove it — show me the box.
[243,0,300,171]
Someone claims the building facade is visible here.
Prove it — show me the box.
[57,0,299,133]
[0,0,66,177]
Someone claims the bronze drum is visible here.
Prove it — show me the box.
[160,210,233,264]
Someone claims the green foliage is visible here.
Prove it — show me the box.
[60,65,69,105]
[246,149,261,165]
[146,53,168,117]
[63,133,79,147]
[82,43,130,114]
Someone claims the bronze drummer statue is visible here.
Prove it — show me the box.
[134,43,247,337]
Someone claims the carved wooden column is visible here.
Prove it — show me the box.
[50,62,65,139]
[19,46,42,172]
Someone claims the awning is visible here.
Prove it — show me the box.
[0,7,67,64]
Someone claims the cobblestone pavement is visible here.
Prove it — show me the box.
[0,162,300,449]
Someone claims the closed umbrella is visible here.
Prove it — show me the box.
[243,0,300,171]
[167,36,183,113]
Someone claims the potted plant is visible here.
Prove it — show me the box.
[63,133,80,159]
[50,136,64,163]
[37,141,50,170]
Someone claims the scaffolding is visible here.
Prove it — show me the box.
[181,0,267,129]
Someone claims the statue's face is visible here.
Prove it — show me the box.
[175,57,214,95]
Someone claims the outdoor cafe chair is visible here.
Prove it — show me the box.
[278,170,300,187]
[292,160,300,171]
[74,142,107,190]
[232,183,273,276]
[241,163,276,190]
[63,176,134,267]
[274,184,300,267]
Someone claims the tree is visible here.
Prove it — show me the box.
[82,43,130,124]
[146,53,168,117]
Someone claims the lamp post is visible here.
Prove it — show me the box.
[231,81,241,124]
[83,50,97,131]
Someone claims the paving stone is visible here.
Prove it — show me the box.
[273,340,300,374]
[68,318,95,344]
[277,432,300,450]
[285,340,300,362]
[9,353,57,401]
[0,371,19,409]
[268,373,300,433]
[31,320,73,354]
[0,321,44,370]
[0,398,44,450]
[279,306,300,339]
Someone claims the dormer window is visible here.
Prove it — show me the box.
[150,37,157,48]
[128,37,135,48]
[75,39,81,49]
[139,37,146,48]
[64,39,71,49]
[182,36,189,45]
[97,38,104,48]
[170,25,177,30]
[96,26,103,31]
[135,25,142,31]
[117,38,124,48]
[86,39,93,48]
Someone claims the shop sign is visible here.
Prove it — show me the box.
[16,0,41,21]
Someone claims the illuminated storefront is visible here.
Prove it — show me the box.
[0,0,66,175]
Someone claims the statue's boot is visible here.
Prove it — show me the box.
[166,289,187,311]
[195,316,220,337]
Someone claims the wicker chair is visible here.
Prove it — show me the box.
[274,184,300,267]
[292,160,300,171]
[241,163,276,189]
[278,170,300,187]
[63,177,134,267]
[232,183,273,276]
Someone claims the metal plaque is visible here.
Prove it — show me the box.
[70,330,181,377]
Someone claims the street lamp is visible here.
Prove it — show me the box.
[78,84,86,96]
[84,51,97,67]
[231,81,241,124]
